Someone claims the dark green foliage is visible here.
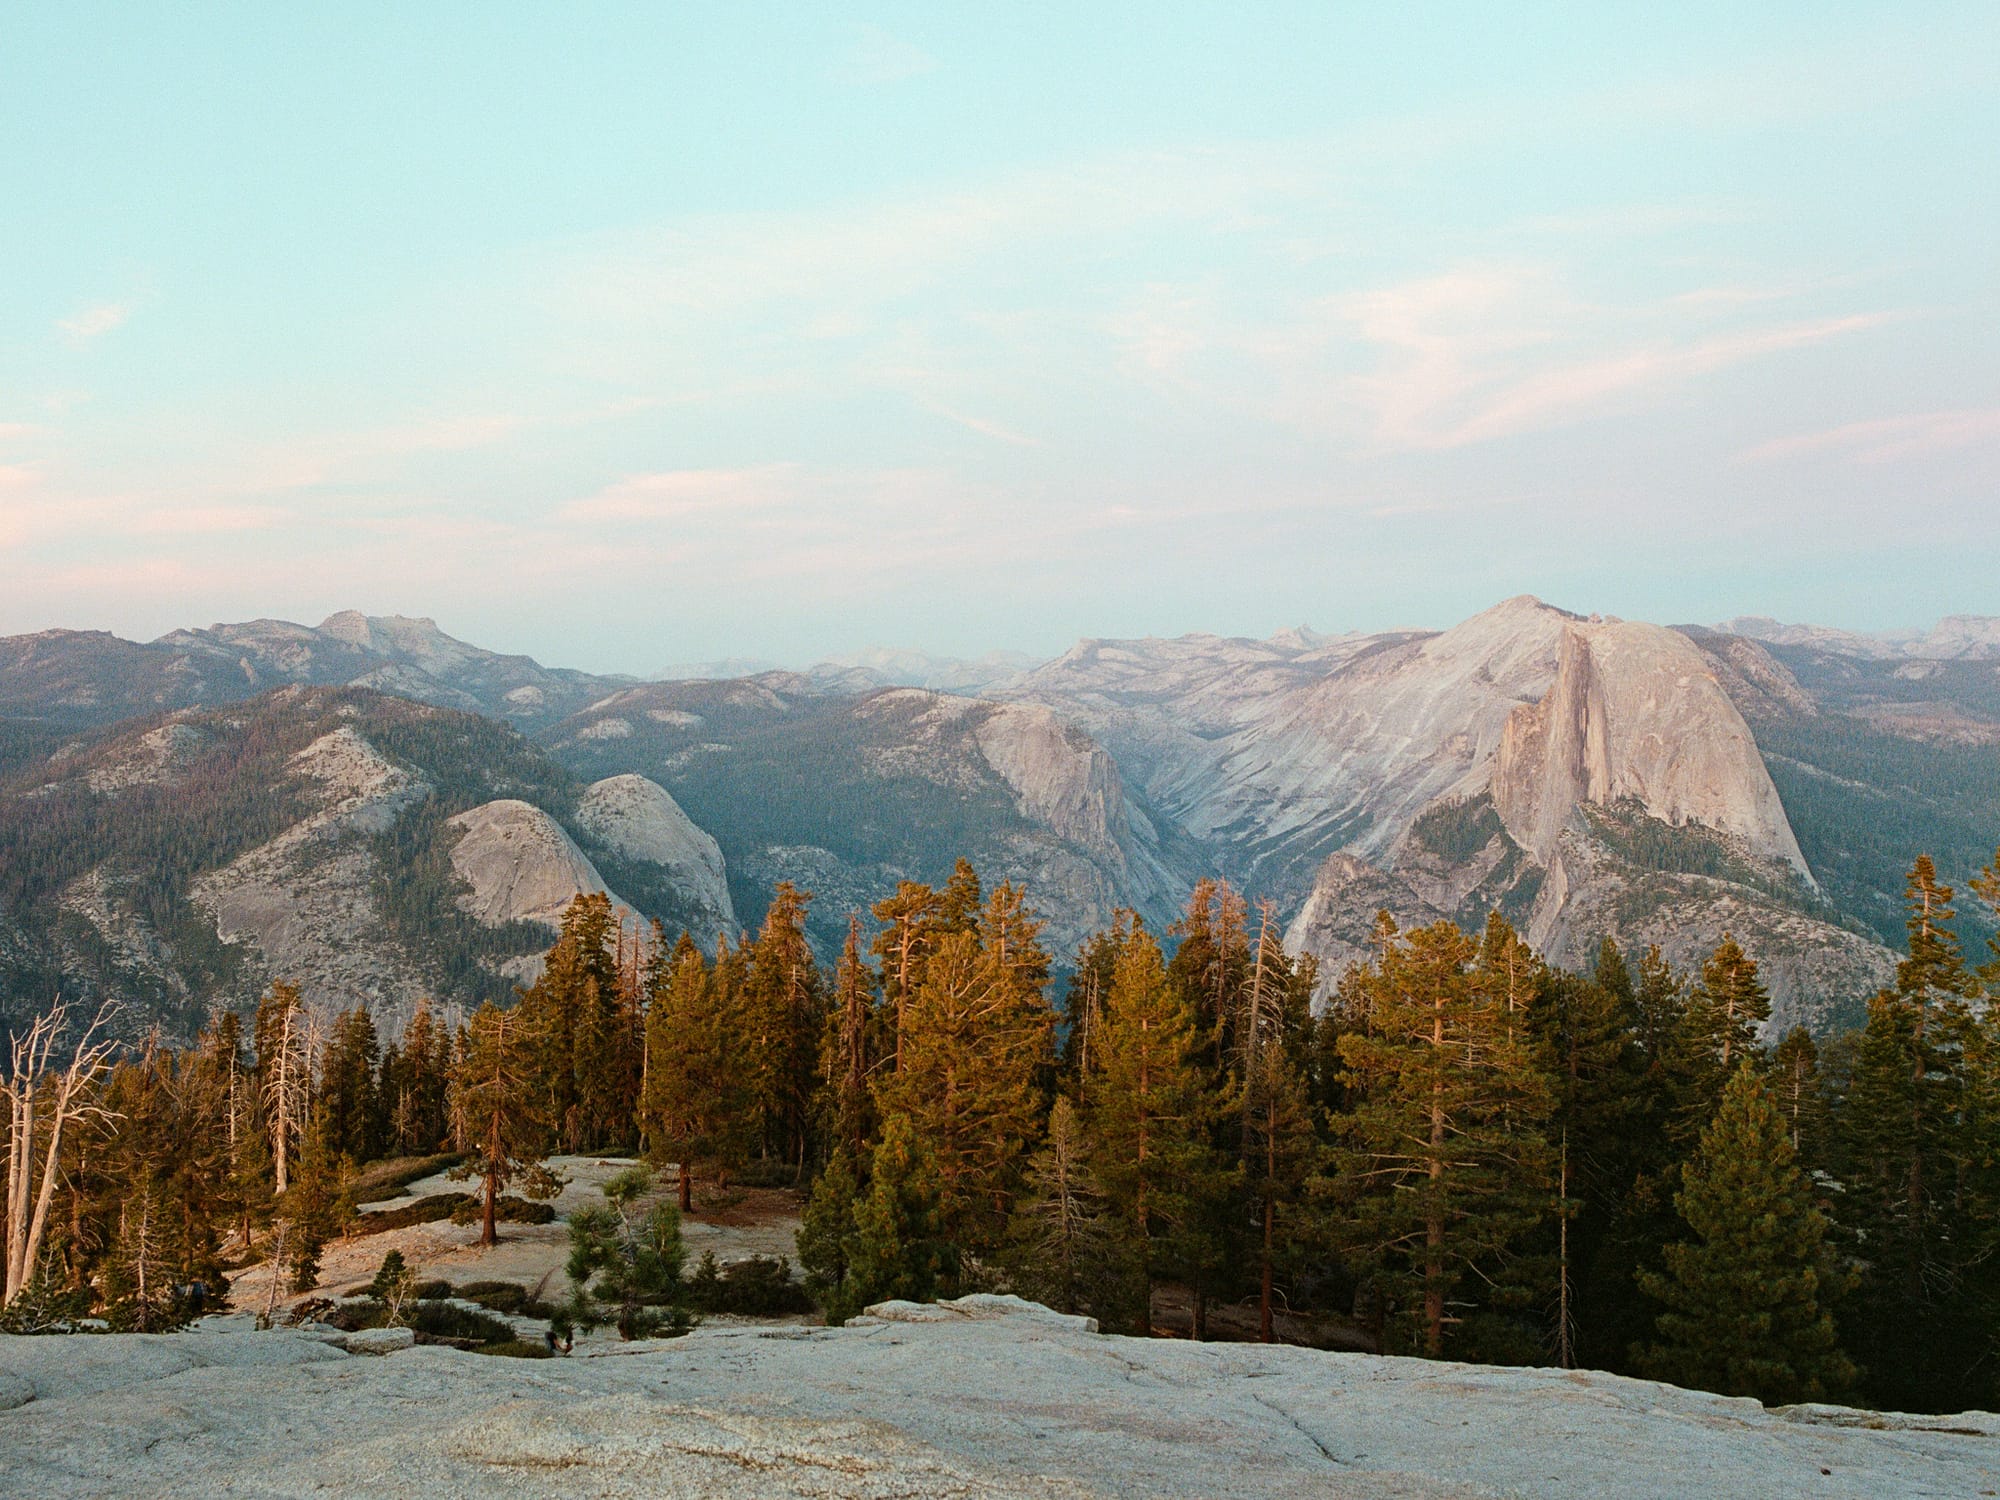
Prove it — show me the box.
[1752,703,2000,950]
[1666,935,1773,1146]
[281,1121,349,1292]
[686,1252,814,1315]
[403,1299,517,1344]
[1329,916,1553,1358]
[1638,1065,1854,1405]
[799,1120,953,1326]
[564,1165,694,1340]
[318,1008,383,1163]
[455,1279,563,1319]
[473,1339,556,1359]
[1410,794,1506,864]
[1829,858,1996,1412]
[1002,1095,1141,1328]
[343,1153,464,1206]
[346,1191,553,1236]
[1585,800,1817,905]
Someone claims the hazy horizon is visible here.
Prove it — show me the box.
[5,6,1995,669]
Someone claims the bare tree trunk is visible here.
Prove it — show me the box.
[1558,1130,1573,1369]
[678,1158,693,1212]
[5,1000,118,1306]
[482,1105,501,1248]
[1260,1089,1277,1343]
[1426,991,1446,1357]
[261,1221,289,1327]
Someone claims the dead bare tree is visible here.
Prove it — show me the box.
[4,998,121,1306]
[260,995,317,1196]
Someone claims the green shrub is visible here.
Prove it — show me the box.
[1411,795,1507,864]
[347,1153,466,1205]
[687,1253,814,1315]
[456,1279,561,1319]
[404,1300,514,1344]
[474,1339,555,1359]
[349,1191,556,1237]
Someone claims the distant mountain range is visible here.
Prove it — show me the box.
[3,600,1995,1042]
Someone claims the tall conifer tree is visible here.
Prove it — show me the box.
[1638,1064,1852,1405]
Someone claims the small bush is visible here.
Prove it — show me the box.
[346,1153,466,1206]
[348,1191,556,1237]
[349,1193,468,1235]
[449,1195,558,1227]
[413,1278,454,1301]
[688,1253,814,1315]
[474,1339,555,1359]
[404,1300,515,1344]
[456,1280,560,1319]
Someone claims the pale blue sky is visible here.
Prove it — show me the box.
[2,4,1995,670]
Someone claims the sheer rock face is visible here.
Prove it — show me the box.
[575,774,735,932]
[1490,619,1808,877]
[971,700,1176,913]
[446,798,633,931]
[2,1298,1992,1500]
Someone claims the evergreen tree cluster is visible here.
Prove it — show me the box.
[9,848,2000,1417]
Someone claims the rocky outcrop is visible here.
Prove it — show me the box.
[575,774,735,931]
[1491,619,1808,876]
[2,1298,1992,1499]
[193,728,436,1027]
[1283,854,1449,975]
[446,799,632,931]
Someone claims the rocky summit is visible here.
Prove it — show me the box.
[0,1297,1991,1499]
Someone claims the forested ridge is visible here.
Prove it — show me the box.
[8,843,2000,1415]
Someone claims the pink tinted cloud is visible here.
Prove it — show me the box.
[1739,407,2000,465]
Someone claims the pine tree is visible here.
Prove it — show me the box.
[1084,917,1227,1334]
[1061,919,1125,1077]
[253,981,312,1196]
[1833,857,1988,1411]
[1667,935,1771,1146]
[739,882,825,1172]
[1637,1064,1853,1405]
[799,1115,950,1325]
[564,1164,691,1340]
[641,933,751,1208]
[317,1006,382,1164]
[282,1117,347,1293]
[1529,964,1644,1367]
[1770,1026,1829,1171]
[449,1002,562,1247]
[871,880,944,1072]
[517,893,632,1152]
[1001,1095,1138,1325]
[383,999,451,1155]
[874,907,1053,1253]
[821,915,878,1162]
[1331,916,1553,1357]
[1242,1040,1318,1342]
[1630,945,1684,1076]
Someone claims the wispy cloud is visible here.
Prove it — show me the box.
[561,465,804,523]
[57,302,134,346]
[1332,265,1893,450]
[1739,407,2000,465]
[830,24,937,86]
